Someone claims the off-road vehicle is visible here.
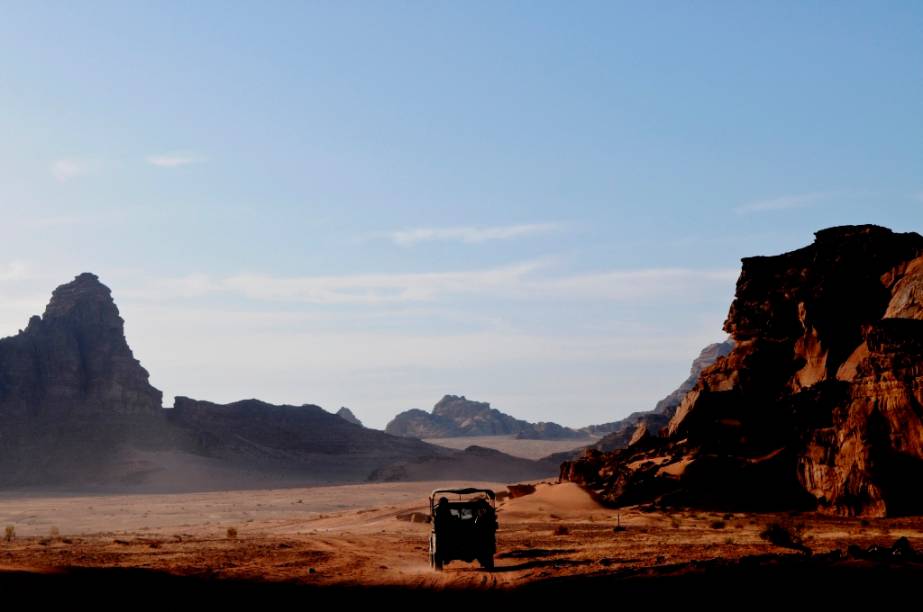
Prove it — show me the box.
[429,487,497,570]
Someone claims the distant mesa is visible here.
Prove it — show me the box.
[336,407,363,427]
[385,394,590,440]
[561,225,923,517]
[0,274,555,490]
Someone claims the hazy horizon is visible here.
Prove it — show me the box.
[1,3,921,429]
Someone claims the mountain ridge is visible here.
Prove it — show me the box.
[0,273,554,490]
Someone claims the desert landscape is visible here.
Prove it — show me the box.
[3,226,923,602]
[3,3,922,604]
[3,481,923,603]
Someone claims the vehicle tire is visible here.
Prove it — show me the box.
[430,533,443,571]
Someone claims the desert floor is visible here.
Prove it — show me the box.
[2,480,923,604]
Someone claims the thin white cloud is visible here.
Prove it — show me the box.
[735,192,834,214]
[390,223,559,246]
[146,152,207,168]
[121,262,738,305]
[0,261,29,282]
[51,158,101,182]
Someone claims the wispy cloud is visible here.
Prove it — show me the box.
[146,152,207,168]
[735,192,834,214]
[389,223,559,246]
[0,261,29,282]
[122,262,738,305]
[51,158,101,182]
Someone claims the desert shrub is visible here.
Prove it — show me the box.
[710,520,727,530]
[553,525,569,536]
[670,518,681,529]
[226,527,238,539]
[4,526,13,542]
[760,522,810,554]
[49,526,60,540]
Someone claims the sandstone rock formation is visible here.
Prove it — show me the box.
[561,225,923,517]
[0,273,163,416]
[385,394,589,440]
[0,273,168,484]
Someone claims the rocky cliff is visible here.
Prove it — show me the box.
[386,394,589,440]
[0,273,162,416]
[561,225,923,517]
[0,273,169,484]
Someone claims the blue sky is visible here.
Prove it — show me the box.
[0,2,920,428]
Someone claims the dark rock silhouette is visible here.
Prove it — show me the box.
[0,273,167,485]
[336,407,363,427]
[167,397,446,481]
[0,272,162,416]
[561,225,923,517]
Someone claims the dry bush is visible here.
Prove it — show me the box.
[226,527,238,539]
[710,520,727,529]
[49,526,60,540]
[553,525,569,536]
[760,522,810,553]
[4,526,13,542]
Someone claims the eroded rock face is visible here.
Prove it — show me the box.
[0,273,166,484]
[587,340,734,452]
[0,273,163,416]
[561,225,923,516]
[885,256,923,320]
[800,319,923,515]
